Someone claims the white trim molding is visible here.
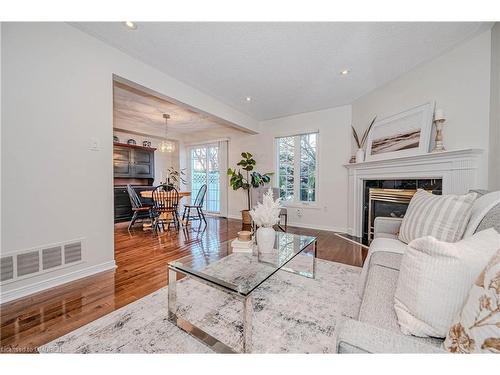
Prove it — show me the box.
[0,261,116,304]
[284,221,347,233]
[343,148,484,237]
[226,213,347,233]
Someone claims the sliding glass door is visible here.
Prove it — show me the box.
[190,144,220,213]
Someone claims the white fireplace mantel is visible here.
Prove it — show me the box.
[343,148,484,237]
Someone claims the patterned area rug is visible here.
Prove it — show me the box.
[39,259,361,353]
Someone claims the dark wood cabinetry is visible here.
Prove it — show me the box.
[114,185,155,223]
[113,147,133,177]
[114,186,133,223]
[113,143,156,222]
[132,149,154,178]
[113,143,156,179]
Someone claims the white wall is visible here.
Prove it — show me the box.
[352,30,492,189]
[2,22,497,302]
[0,22,257,302]
[489,23,500,191]
[227,105,352,232]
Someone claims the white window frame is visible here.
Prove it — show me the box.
[187,142,221,214]
[274,131,319,208]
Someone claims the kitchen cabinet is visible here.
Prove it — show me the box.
[113,143,156,179]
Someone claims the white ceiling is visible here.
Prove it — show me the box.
[73,22,491,121]
[113,80,242,140]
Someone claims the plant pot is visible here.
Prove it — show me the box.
[256,227,275,253]
[241,210,252,224]
[355,148,365,163]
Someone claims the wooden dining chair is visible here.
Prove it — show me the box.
[182,184,208,228]
[126,184,154,231]
[151,184,181,232]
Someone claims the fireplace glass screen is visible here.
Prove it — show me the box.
[362,179,442,245]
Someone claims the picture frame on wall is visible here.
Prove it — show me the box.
[365,102,434,161]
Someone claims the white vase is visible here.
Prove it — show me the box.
[256,227,275,253]
[355,148,365,163]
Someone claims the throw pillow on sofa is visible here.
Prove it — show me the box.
[463,191,500,237]
[443,250,500,353]
[394,228,500,338]
[398,189,477,244]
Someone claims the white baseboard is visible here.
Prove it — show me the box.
[0,260,117,304]
[285,221,347,233]
[227,214,242,220]
[226,214,346,233]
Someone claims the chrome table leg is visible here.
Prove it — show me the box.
[313,240,317,279]
[242,295,253,353]
[168,268,177,322]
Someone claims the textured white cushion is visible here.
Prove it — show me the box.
[398,189,477,244]
[443,250,500,353]
[463,191,500,237]
[394,229,500,338]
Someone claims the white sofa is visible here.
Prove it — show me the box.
[335,190,500,353]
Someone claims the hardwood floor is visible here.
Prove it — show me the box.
[0,217,367,352]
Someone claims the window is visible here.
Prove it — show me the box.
[190,144,220,213]
[276,132,318,204]
[277,136,295,202]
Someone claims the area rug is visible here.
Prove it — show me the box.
[39,258,361,353]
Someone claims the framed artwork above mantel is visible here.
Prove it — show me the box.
[365,102,433,162]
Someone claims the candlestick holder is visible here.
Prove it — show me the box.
[432,118,446,152]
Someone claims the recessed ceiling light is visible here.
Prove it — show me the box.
[245,96,252,102]
[340,69,350,76]
[124,21,137,30]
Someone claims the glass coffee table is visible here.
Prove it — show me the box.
[167,232,317,353]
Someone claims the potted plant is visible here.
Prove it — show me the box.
[249,188,281,252]
[165,166,187,190]
[227,152,273,224]
[352,116,377,163]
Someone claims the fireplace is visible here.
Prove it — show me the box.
[362,179,442,244]
[344,149,483,241]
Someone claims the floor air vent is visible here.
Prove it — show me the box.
[1,256,14,282]
[1,239,84,284]
[64,242,82,264]
[42,246,62,270]
[17,251,40,277]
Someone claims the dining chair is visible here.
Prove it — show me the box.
[126,184,155,231]
[151,184,181,231]
[182,184,208,228]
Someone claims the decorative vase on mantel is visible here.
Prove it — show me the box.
[355,148,365,163]
[256,226,275,253]
[352,116,377,164]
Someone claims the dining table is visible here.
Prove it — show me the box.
[139,190,191,200]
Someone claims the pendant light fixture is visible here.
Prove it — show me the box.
[160,113,175,153]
